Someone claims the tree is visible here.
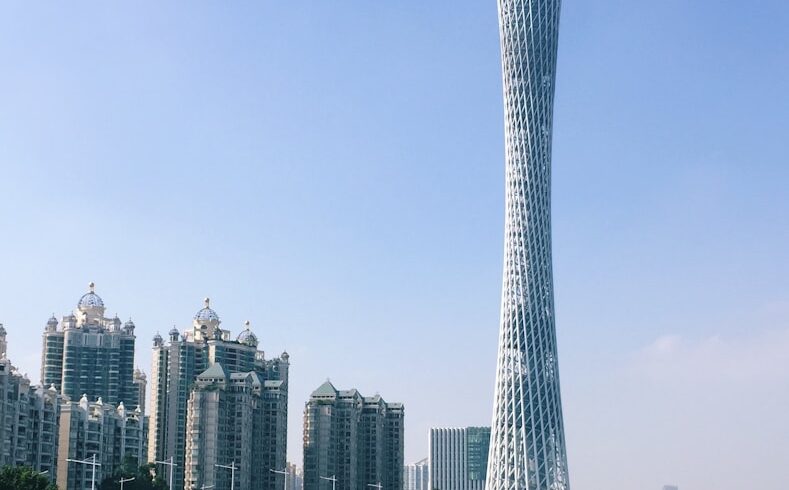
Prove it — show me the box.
[98,459,166,490]
[0,465,57,490]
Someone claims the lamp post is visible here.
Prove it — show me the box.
[270,467,288,490]
[66,454,101,490]
[367,483,383,490]
[320,475,337,490]
[154,456,177,490]
[119,476,136,490]
[216,461,237,490]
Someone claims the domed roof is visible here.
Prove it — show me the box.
[168,326,180,337]
[237,321,258,346]
[47,315,58,326]
[194,298,220,323]
[0,323,5,335]
[77,282,104,310]
[124,319,136,329]
[153,332,163,343]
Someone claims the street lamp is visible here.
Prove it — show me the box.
[154,456,177,490]
[216,461,237,490]
[270,467,288,490]
[367,483,383,490]
[65,454,101,490]
[320,474,337,490]
[119,476,136,490]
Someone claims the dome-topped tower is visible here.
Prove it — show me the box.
[193,297,221,339]
[45,315,58,332]
[237,320,258,348]
[76,282,106,324]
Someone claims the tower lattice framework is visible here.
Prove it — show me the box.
[486,1,569,490]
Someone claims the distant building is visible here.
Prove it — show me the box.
[56,395,146,490]
[40,283,140,408]
[428,427,490,490]
[663,486,679,490]
[303,381,403,490]
[148,299,289,490]
[133,368,147,414]
[404,458,428,490]
[287,463,304,490]
[0,324,61,482]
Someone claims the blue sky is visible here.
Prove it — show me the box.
[1,2,788,489]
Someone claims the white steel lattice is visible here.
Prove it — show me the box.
[486,1,569,490]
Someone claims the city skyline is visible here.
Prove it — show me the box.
[1,2,788,489]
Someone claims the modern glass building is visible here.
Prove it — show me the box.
[486,1,570,490]
[429,427,491,490]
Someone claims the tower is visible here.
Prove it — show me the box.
[148,300,289,490]
[486,1,569,490]
[40,283,138,407]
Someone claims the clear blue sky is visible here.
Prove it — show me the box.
[1,2,788,489]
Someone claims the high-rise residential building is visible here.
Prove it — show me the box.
[303,381,403,490]
[41,283,140,408]
[0,325,61,482]
[404,458,428,490]
[429,427,490,490]
[486,1,569,490]
[183,363,287,490]
[148,299,289,490]
[56,395,146,490]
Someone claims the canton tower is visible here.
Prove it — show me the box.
[486,1,569,490]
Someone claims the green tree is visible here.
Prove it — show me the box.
[98,459,166,490]
[0,465,57,490]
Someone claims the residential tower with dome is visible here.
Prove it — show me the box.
[40,282,140,408]
[148,298,289,490]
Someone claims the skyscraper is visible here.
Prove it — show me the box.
[0,325,61,480]
[486,1,569,490]
[148,300,289,490]
[41,283,139,408]
[303,381,403,490]
[183,363,287,490]
[429,427,490,490]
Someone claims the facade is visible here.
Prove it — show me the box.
[303,381,403,490]
[56,395,146,490]
[148,300,289,490]
[184,364,288,490]
[429,428,490,490]
[41,283,139,408]
[0,325,61,482]
[486,1,570,490]
[404,458,428,490]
